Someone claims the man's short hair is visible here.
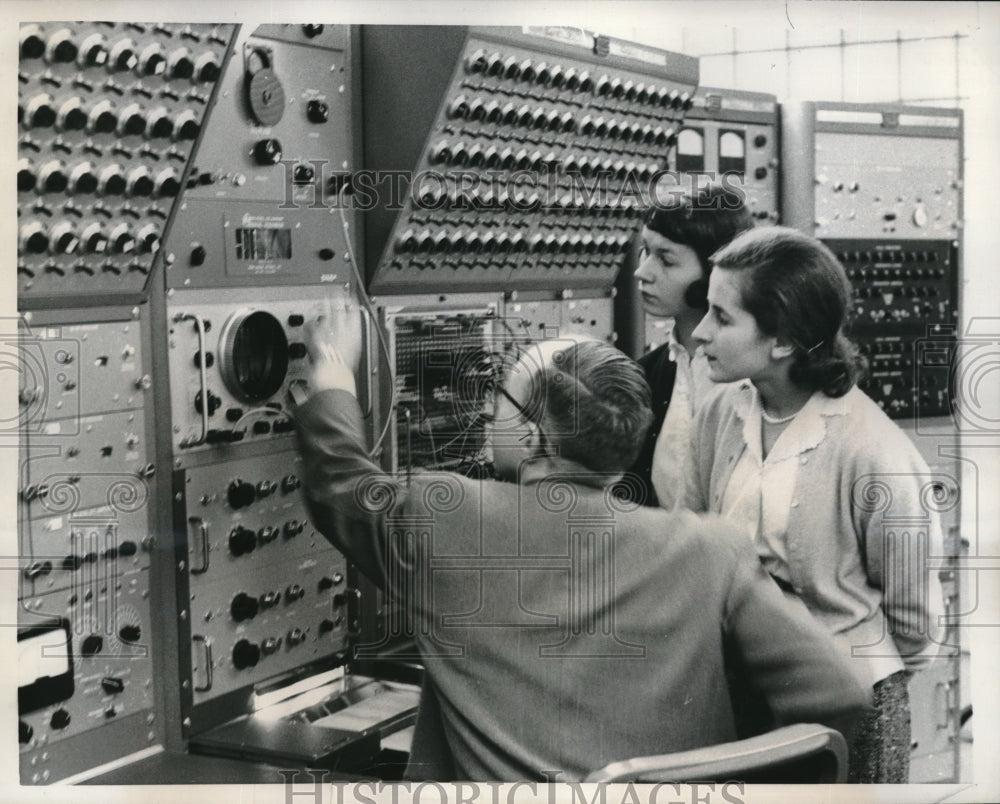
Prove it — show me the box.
[524,340,653,474]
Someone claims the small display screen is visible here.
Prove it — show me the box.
[18,621,74,713]
[234,227,292,261]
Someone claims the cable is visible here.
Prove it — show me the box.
[228,405,288,438]
[335,183,395,460]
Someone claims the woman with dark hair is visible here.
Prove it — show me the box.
[623,182,754,507]
[687,225,946,783]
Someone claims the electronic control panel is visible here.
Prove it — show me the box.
[153,24,365,743]
[17,22,236,303]
[362,26,699,294]
[164,287,356,458]
[781,102,963,420]
[831,239,958,417]
[162,24,360,288]
[781,102,963,240]
[16,306,159,784]
[673,86,779,224]
[175,448,352,727]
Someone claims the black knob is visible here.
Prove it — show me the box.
[40,162,68,194]
[307,99,329,123]
[82,224,107,254]
[82,634,104,656]
[288,342,307,360]
[25,95,56,129]
[20,28,45,60]
[47,31,78,64]
[23,560,53,580]
[101,676,125,694]
[303,24,325,38]
[318,576,335,591]
[283,520,303,539]
[17,160,36,192]
[147,109,173,139]
[154,169,180,198]
[190,244,207,267]
[50,709,71,730]
[138,45,166,76]
[78,34,108,67]
[227,479,256,510]
[90,103,118,134]
[118,540,138,557]
[293,163,315,183]
[70,163,98,194]
[58,99,88,132]
[99,166,126,196]
[119,105,146,137]
[119,624,141,643]
[281,475,300,494]
[195,55,221,83]
[232,638,261,670]
[62,554,83,571]
[228,526,257,556]
[286,584,305,602]
[253,138,283,165]
[51,224,78,255]
[319,619,335,635]
[19,720,33,744]
[168,49,195,80]
[178,119,201,141]
[755,167,768,180]
[230,592,260,622]
[111,42,137,71]
[109,225,135,254]
[332,592,347,608]
[127,168,154,197]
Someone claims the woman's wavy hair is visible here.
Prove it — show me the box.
[710,226,867,397]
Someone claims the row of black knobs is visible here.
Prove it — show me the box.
[20,27,222,83]
[20,94,201,142]
[465,49,695,111]
[229,575,344,622]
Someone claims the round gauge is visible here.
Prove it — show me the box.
[219,310,289,403]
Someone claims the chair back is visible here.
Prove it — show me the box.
[584,724,848,783]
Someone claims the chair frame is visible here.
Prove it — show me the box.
[584,723,848,783]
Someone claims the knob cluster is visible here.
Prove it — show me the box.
[396,228,631,258]
[20,24,223,82]
[17,22,233,296]
[231,628,312,670]
[464,48,694,112]
[382,39,697,289]
[19,159,180,200]
[19,94,201,142]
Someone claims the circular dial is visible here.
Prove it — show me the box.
[247,67,286,127]
[218,310,289,403]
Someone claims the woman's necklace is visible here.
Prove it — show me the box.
[761,407,798,425]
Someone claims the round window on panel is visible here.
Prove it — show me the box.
[219,310,289,403]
